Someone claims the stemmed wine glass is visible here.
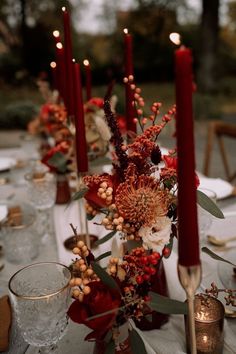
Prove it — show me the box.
[8,262,71,353]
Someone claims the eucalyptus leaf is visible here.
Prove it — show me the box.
[202,247,236,266]
[94,230,116,246]
[104,339,115,354]
[71,187,88,201]
[91,261,121,292]
[95,251,112,262]
[130,329,147,354]
[48,151,68,173]
[87,213,95,221]
[149,292,188,315]
[197,190,224,219]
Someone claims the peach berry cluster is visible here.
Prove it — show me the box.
[69,240,98,302]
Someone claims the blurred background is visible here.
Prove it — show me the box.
[0,0,236,129]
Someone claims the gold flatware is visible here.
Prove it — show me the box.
[224,307,236,318]
[212,245,236,252]
[207,235,236,247]
[0,178,9,185]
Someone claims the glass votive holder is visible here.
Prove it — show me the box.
[0,201,39,264]
[185,295,224,354]
[25,170,56,210]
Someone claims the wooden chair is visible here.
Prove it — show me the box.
[203,120,236,182]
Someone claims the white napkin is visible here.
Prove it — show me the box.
[198,174,233,200]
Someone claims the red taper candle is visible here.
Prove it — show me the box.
[73,61,88,173]
[55,42,66,102]
[53,30,61,44]
[62,7,75,117]
[83,59,92,101]
[50,61,57,90]
[175,46,200,267]
[124,28,136,134]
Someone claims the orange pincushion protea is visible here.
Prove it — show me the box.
[115,173,170,227]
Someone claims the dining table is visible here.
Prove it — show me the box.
[0,135,236,354]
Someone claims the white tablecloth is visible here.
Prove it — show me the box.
[0,140,236,354]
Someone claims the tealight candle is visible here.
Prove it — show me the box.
[185,295,224,354]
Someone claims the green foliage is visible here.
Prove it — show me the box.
[104,339,115,354]
[149,292,188,314]
[71,187,89,201]
[202,247,236,266]
[47,151,68,174]
[94,251,112,262]
[197,190,224,219]
[94,231,117,246]
[130,329,147,354]
[91,261,121,292]
[0,101,39,129]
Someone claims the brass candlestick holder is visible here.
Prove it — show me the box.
[63,171,98,251]
[178,264,202,354]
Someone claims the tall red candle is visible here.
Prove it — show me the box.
[50,61,57,90]
[62,7,75,117]
[53,30,61,44]
[73,61,88,174]
[83,59,92,101]
[124,28,136,134]
[175,46,200,267]
[55,42,66,102]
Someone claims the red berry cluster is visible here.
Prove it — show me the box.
[123,247,161,285]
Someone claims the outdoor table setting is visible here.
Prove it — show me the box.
[1,5,236,354]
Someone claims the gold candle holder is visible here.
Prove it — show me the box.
[178,264,202,354]
[185,295,224,354]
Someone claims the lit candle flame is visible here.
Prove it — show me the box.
[50,61,57,68]
[169,32,181,46]
[203,335,208,343]
[56,42,63,49]
[53,30,60,38]
[123,28,129,35]
[72,58,76,63]
[62,6,66,12]
[83,59,89,66]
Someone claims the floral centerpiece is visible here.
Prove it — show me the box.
[67,80,190,351]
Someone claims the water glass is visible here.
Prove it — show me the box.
[8,262,71,353]
[0,201,39,264]
[25,171,56,210]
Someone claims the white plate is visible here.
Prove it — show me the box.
[0,204,7,222]
[0,157,16,172]
[218,249,236,289]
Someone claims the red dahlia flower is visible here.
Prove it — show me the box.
[68,281,121,340]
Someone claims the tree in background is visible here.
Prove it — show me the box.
[0,0,77,82]
[197,0,220,93]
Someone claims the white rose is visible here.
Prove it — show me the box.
[138,217,172,253]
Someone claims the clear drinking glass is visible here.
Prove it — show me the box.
[25,171,56,210]
[0,201,39,264]
[8,262,71,353]
[25,171,56,240]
